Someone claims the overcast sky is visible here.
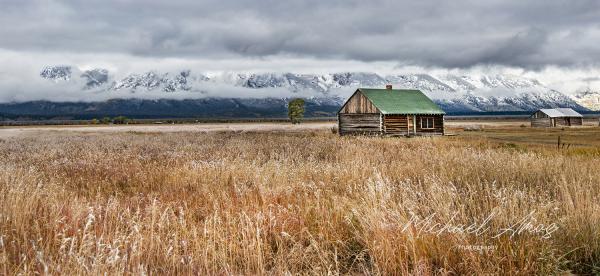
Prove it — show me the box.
[1,0,600,68]
[1,0,600,101]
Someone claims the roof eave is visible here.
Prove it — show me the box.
[382,112,446,115]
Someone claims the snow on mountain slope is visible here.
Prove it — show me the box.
[40,66,72,82]
[110,70,199,92]
[439,75,477,91]
[387,74,456,92]
[573,90,600,111]
[37,66,589,112]
[427,74,586,112]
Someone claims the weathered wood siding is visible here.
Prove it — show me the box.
[555,117,583,126]
[339,114,381,135]
[570,117,583,126]
[415,115,444,135]
[339,91,379,114]
[381,115,444,136]
[383,115,409,135]
[531,111,552,127]
[531,117,552,127]
[555,118,569,126]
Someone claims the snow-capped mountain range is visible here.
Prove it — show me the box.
[38,65,594,113]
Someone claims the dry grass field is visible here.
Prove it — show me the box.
[1,121,599,274]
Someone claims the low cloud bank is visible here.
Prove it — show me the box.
[1,50,600,103]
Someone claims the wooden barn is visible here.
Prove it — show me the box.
[530,108,583,127]
[338,85,445,136]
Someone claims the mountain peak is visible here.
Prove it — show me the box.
[40,66,72,82]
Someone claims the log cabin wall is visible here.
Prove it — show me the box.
[383,115,409,135]
[570,117,583,126]
[415,115,444,135]
[338,114,381,135]
[555,118,570,126]
[554,117,583,126]
[530,111,552,127]
[531,117,552,127]
[338,90,383,135]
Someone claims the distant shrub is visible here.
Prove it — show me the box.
[330,126,338,134]
[504,142,518,148]
[112,116,129,124]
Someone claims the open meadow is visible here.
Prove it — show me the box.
[1,120,599,274]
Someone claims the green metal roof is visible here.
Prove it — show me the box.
[358,88,445,115]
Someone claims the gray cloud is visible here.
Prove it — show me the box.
[1,0,600,69]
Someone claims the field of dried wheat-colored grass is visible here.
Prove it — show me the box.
[1,128,599,274]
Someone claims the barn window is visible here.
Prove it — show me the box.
[420,117,435,129]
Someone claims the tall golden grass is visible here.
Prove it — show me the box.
[0,130,599,274]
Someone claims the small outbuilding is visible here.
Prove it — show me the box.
[338,85,445,136]
[530,108,583,127]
